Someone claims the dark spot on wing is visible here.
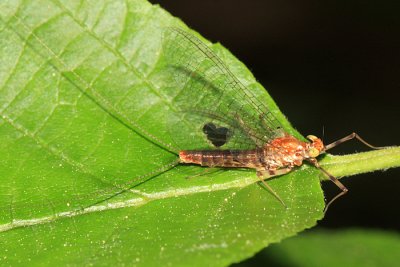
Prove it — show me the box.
[203,122,230,147]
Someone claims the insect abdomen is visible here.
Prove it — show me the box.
[179,149,261,168]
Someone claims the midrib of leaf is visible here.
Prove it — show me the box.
[1,146,398,232]
[0,170,259,232]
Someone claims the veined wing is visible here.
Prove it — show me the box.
[161,27,284,150]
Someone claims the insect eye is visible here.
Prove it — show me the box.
[309,147,320,158]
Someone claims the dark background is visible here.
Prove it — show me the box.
[150,0,400,260]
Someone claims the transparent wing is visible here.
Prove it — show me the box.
[161,27,284,150]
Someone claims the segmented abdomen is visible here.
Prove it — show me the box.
[179,149,263,168]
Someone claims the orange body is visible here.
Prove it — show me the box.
[179,134,324,173]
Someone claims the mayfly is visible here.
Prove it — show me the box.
[162,27,383,211]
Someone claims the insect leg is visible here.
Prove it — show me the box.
[256,167,292,208]
[324,132,386,151]
[307,158,348,213]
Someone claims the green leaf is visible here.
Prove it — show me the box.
[238,229,400,267]
[0,0,399,266]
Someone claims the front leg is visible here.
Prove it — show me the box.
[256,167,293,208]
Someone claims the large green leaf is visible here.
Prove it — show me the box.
[1,0,398,266]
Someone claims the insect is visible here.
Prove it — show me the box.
[162,27,383,211]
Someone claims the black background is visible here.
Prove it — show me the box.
[149,0,400,259]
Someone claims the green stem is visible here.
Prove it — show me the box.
[319,146,400,180]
